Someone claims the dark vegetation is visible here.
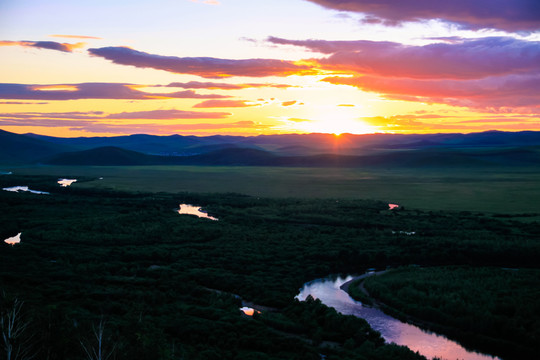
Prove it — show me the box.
[1,174,539,359]
[357,267,540,360]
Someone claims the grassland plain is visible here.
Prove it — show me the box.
[8,165,540,214]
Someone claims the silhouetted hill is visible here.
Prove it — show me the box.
[2,129,539,167]
[0,129,73,164]
[44,146,174,166]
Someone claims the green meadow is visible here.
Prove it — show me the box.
[11,165,540,214]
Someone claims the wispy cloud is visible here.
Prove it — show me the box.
[88,46,315,78]
[0,109,231,121]
[0,83,229,100]
[193,100,259,108]
[0,40,85,52]
[305,0,540,32]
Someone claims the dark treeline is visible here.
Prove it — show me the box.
[1,174,539,359]
[357,266,540,360]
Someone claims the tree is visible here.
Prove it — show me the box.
[80,318,117,360]
[0,295,35,360]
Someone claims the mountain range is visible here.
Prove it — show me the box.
[1,129,540,168]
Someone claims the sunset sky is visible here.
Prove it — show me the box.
[1,0,539,137]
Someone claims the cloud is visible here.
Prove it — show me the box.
[322,74,540,111]
[193,100,258,108]
[0,109,231,121]
[88,46,315,78]
[304,0,540,32]
[281,101,297,106]
[105,109,230,119]
[0,118,260,134]
[160,81,293,90]
[0,40,85,52]
[49,34,102,40]
[0,83,228,100]
[0,101,49,105]
[269,36,540,80]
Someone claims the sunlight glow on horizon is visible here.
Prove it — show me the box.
[0,0,538,137]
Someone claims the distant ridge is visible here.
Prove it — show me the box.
[1,129,539,167]
[41,144,540,168]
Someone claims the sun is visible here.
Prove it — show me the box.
[297,109,377,135]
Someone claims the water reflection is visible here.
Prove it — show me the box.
[3,186,49,194]
[4,233,21,246]
[58,178,77,187]
[178,204,218,221]
[240,307,260,316]
[297,276,499,360]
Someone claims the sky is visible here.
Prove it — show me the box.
[0,0,539,137]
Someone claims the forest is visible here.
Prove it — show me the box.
[1,174,539,359]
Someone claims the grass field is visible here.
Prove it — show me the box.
[6,165,540,214]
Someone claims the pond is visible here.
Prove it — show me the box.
[58,178,77,187]
[296,275,500,360]
[3,186,49,194]
[240,307,260,316]
[177,204,218,221]
[4,233,21,246]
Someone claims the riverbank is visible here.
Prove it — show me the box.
[342,267,536,360]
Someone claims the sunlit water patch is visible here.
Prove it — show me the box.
[240,307,260,316]
[297,275,500,360]
[4,233,21,246]
[58,178,77,187]
[3,186,49,195]
[177,204,218,221]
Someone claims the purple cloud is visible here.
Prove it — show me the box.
[305,0,540,31]
[88,46,314,78]
[323,74,540,111]
[0,83,229,100]
[161,81,293,90]
[269,37,540,80]
[0,40,84,52]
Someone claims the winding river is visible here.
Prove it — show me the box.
[296,275,500,360]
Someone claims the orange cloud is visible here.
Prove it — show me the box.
[281,101,297,107]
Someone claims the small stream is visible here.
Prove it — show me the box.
[296,275,500,360]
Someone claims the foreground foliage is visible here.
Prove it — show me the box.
[360,266,540,360]
[1,174,539,359]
